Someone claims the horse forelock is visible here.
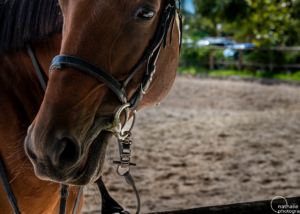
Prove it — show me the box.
[0,0,63,55]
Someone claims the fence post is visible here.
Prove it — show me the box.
[209,49,214,70]
[269,63,274,72]
[238,49,243,71]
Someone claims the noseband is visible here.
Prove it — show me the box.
[0,1,182,214]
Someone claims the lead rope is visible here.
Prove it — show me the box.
[114,133,141,214]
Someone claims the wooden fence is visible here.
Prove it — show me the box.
[149,196,300,214]
[188,46,300,71]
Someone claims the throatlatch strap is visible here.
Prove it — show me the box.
[0,156,21,214]
[26,44,47,92]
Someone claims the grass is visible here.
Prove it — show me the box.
[178,66,300,82]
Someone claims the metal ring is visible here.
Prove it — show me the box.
[115,103,130,119]
[112,103,137,139]
[117,165,130,176]
[115,103,130,130]
[119,110,136,138]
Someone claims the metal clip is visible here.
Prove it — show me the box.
[113,133,136,168]
[105,104,137,171]
[104,103,136,140]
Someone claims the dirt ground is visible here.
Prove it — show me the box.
[81,76,300,214]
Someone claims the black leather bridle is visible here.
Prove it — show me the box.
[0,0,182,214]
[49,0,182,111]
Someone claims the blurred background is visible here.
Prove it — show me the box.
[180,0,300,81]
[82,1,300,213]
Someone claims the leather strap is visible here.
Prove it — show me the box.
[0,156,21,214]
[50,55,128,104]
[59,184,69,214]
[95,177,128,214]
[72,187,83,214]
[27,46,85,214]
[0,2,183,214]
[27,44,47,92]
[49,0,180,112]
[177,0,183,52]
[0,47,84,214]
[124,172,140,214]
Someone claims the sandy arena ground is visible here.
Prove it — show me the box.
[82,76,300,214]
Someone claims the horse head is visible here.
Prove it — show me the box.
[25,0,180,185]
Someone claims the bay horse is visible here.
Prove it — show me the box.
[0,0,180,213]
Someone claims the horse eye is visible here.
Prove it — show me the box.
[137,10,155,20]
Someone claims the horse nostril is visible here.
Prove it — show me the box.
[59,138,79,164]
[51,137,80,168]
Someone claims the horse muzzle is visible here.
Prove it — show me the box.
[24,130,82,182]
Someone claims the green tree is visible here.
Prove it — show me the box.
[233,0,299,46]
[193,0,248,36]
[193,0,224,36]
[192,0,300,46]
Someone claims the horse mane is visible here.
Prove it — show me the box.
[0,0,63,55]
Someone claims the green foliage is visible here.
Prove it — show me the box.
[294,0,300,19]
[244,51,285,64]
[209,70,252,77]
[182,12,215,39]
[242,50,300,73]
[178,66,207,75]
[177,68,300,81]
[222,0,249,22]
[181,0,300,77]
[284,51,300,64]
[237,0,299,46]
[179,48,210,67]
[192,0,224,36]
[179,48,226,68]
[194,0,248,23]
[191,0,300,46]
